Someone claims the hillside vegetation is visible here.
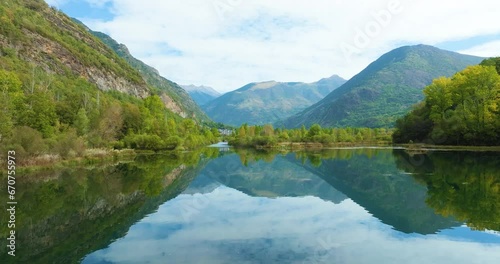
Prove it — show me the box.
[203,75,346,126]
[282,45,483,128]
[0,0,218,165]
[393,60,500,146]
[88,28,210,121]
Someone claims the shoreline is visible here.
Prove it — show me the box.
[0,149,137,174]
[234,142,500,152]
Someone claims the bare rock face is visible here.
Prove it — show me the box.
[161,93,188,118]
[85,67,150,98]
[0,5,150,99]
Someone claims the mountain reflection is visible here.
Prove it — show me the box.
[2,147,499,264]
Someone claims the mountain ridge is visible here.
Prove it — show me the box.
[282,45,484,128]
[202,75,346,126]
[181,84,221,106]
[85,26,210,121]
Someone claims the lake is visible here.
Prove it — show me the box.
[1,147,499,263]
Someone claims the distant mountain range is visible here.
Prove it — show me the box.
[282,45,483,128]
[202,75,346,126]
[181,85,221,106]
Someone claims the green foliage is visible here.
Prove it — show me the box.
[228,123,393,148]
[0,150,208,263]
[394,150,500,231]
[2,126,47,159]
[480,57,500,74]
[0,69,23,137]
[0,67,217,162]
[52,128,86,158]
[0,0,221,164]
[74,108,89,136]
[393,64,500,145]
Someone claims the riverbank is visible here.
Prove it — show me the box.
[246,141,392,150]
[0,148,137,174]
[233,141,500,152]
[396,144,500,152]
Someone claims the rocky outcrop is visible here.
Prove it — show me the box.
[160,93,188,118]
[0,3,150,99]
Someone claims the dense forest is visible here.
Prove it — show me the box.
[0,68,219,165]
[227,123,393,148]
[393,59,500,146]
[0,0,219,166]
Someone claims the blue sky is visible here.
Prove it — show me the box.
[45,0,500,92]
[49,0,114,21]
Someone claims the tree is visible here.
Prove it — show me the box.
[97,102,123,142]
[262,124,274,137]
[307,124,321,138]
[74,108,89,136]
[0,70,24,137]
[393,64,500,145]
[424,77,453,124]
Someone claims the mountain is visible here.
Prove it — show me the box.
[86,28,210,121]
[285,149,459,234]
[282,45,484,128]
[0,0,149,97]
[0,0,218,157]
[181,84,221,106]
[202,75,346,126]
[0,0,209,122]
[197,151,347,203]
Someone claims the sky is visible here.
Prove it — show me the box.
[45,0,500,93]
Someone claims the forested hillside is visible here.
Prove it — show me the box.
[87,28,210,121]
[203,75,346,126]
[0,0,218,165]
[282,45,483,128]
[393,59,500,146]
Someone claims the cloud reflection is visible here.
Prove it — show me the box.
[82,186,500,264]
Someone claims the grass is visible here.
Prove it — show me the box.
[0,148,138,174]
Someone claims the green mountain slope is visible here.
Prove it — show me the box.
[0,0,217,158]
[202,75,346,126]
[181,84,221,106]
[0,0,149,97]
[282,45,483,128]
[87,29,210,121]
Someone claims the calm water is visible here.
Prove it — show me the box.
[1,148,499,263]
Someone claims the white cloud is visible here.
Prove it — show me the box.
[70,0,500,92]
[459,40,500,57]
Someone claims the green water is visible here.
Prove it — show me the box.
[1,148,499,263]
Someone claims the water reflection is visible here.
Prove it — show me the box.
[0,149,218,264]
[2,147,499,263]
[394,150,500,231]
[83,148,500,264]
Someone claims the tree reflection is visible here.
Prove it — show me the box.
[393,150,500,231]
[0,148,216,263]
